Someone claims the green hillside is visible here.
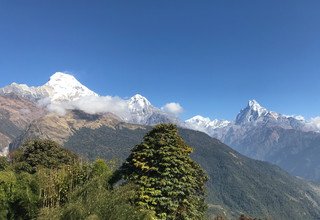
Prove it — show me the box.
[64,124,320,219]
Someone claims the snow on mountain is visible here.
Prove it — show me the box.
[235,100,279,125]
[184,100,316,138]
[127,94,156,124]
[42,72,98,102]
[0,72,98,103]
[2,72,318,132]
[0,73,182,126]
[185,115,230,134]
[0,82,49,101]
[126,94,182,125]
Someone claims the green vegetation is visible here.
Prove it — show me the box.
[112,124,208,219]
[12,139,78,173]
[1,125,209,219]
[0,139,155,219]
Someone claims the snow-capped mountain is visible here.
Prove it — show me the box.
[42,72,98,102]
[185,100,320,182]
[186,100,309,136]
[127,94,156,124]
[127,94,182,125]
[0,72,98,103]
[0,72,181,126]
[235,100,277,125]
[185,115,230,135]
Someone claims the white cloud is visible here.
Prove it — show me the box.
[161,102,184,116]
[40,95,131,119]
[310,117,320,130]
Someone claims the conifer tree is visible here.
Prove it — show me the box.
[112,124,208,219]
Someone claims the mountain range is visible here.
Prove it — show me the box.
[186,100,320,182]
[0,72,180,155]
[1,72,320,183]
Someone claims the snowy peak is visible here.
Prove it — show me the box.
[186,115,211,124]
[126,94,156,124]
[128,94,152,109]
[235,100,269,125]
[185,115,230,135]
[248,100,266,112]
[43,72,98,102]
[0,82,48,100]
[0,72,98,103]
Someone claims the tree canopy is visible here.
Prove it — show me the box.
[112,124,208,220]
[11,139,78,173]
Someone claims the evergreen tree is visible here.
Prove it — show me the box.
[12,139,78,173]
[112,124,208,220]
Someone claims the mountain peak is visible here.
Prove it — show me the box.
[46,72,84,89]
[129,94,152,107]
[248,99,261,108]
[0,72,98,103]
[48,72,77,82]
[186,115,211,123]
[235,100,268,125]
[43,72,98,102]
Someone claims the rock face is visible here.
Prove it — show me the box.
[9,110,124,152]
[0,94,45,155]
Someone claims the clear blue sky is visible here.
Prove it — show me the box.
[0,1,320,120]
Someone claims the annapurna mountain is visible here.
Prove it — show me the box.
[0,72,180,126]
[0,72,182,155]
[0,72,98,102]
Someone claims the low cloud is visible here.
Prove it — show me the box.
[161,102,184,116]
[40,95,131,119]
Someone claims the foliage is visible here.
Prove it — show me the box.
[0,170,39,219]
[113,124,208,220]
[12,139,78,173]
[1,139,154,220]
[0,156,9,171]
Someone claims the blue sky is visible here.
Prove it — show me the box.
[0,1,320,120]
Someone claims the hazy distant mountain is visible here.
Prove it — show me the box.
[186,100,320,182]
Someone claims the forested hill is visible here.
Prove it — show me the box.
[63,124,320,219]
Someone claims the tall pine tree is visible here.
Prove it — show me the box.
[112,124,208,220]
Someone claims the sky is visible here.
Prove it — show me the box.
[0,1,320,120]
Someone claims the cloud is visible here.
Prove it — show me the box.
[310,117,320,130]
[161,102,184,116]
[40,95,131,119]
